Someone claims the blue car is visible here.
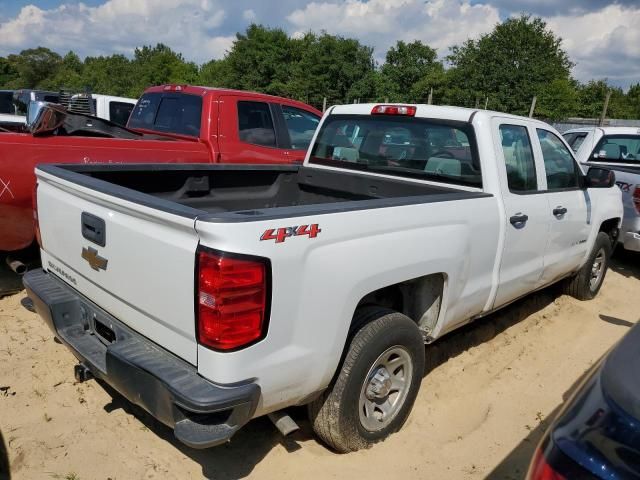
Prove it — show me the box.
[527,321,640,479]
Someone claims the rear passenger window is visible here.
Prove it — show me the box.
[562,132,587,153]
[238,101,276,147]
[592,135,640,163]
[499,125,537,192]
[537,129,580,190]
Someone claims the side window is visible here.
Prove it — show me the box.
[592,135,640,163]
[537,129,580,190]
[109,101,134,126]
[499,125,537,192]
[238,101,276,147]
[281,105,320,150]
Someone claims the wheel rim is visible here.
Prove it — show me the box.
[358,345,414,432]
[589,248,606,291]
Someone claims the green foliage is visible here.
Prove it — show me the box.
[447,15,573,115]
[0,22,637,120]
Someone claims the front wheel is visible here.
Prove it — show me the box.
[564,232,612,300]
[308,308,425,452]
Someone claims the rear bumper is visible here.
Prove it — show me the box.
[23,268,260,449]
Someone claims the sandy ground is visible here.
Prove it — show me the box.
[0,250,638,480]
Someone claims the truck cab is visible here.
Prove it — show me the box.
[563,126,640,251]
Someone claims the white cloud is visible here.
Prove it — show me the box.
[0,0,234,62]
[287,0,501,60]
[546,4,640,86]
[242,8,256,21]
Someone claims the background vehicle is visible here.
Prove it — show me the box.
[69,93,137,126]
[526,321,640,479]
[0,85,321,254]
[25,104,621,453]
[564,126,640,252]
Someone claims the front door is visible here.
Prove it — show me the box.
[534,128,590,284]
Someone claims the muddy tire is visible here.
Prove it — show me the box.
[564,232,612,300]
[308,307,425,452]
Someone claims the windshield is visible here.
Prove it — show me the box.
[128,92,202,136]
[309,114,481,187]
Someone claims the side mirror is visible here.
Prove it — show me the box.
[27,101,66,135]
[585,167,616,188]
[26,100,47,127]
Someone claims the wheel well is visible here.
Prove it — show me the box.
[600,218,621,245]
[353,273,445,338]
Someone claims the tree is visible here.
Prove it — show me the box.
[379,40,440,101]
[130,44,198,95]
[447,15,574,115]
[536,78,579,120]
[82,54,136,97]
[5,47,62,89]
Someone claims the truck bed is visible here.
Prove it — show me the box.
[39,164,489,222]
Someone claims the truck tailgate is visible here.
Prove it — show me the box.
[35,169,200,365]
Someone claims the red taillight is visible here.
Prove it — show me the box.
[32,183,42,248]
[526,448,567,480]
[197,249,269,351]
[633,186,640,215]
[371,105,417,116]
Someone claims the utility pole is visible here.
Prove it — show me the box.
[322,97,327,112]
[484,97,489,109]
[427,88,433,105]
[599,91,612,126]
[528,96,537,118]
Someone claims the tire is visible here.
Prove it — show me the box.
[308,307,425,452]
[564,232,612,300]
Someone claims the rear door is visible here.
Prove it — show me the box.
[493,120,549,308]
[534,128,590,284]
[36,168,201,365]
[218,96,290,163]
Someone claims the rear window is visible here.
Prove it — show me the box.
[109,101,134,126]
[592,135,640,163]
[309,114,481,187]
[128,92,202,136]
[562,132,588,153]
[0,92,13,114]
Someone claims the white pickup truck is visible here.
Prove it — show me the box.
[24,104,622,453]
[563,126,640,252]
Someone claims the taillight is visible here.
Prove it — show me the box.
[196,248,269,351]
[526,448,567,480]
[371,105,417,116]
[32,183,42,248]
[633,186,640,215]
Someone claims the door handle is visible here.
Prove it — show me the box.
[553,206,568,217]
[509,213,529,228]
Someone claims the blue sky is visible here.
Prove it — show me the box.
[0,0,638,89]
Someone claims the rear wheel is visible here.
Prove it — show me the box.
[308,308,425,452]
[564,232,612,300]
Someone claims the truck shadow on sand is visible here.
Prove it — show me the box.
[609,248,640,281]
[96,286,565,479]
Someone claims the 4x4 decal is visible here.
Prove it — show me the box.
[260,224,321,243]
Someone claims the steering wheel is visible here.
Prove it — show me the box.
[430,150,455,159]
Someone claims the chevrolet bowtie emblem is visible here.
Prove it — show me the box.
[81,246,108,271]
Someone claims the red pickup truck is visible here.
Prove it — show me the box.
[0,85,321,253]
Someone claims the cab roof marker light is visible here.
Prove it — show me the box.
[371,105,417,116]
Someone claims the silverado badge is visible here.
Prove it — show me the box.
[81,246,108,271]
